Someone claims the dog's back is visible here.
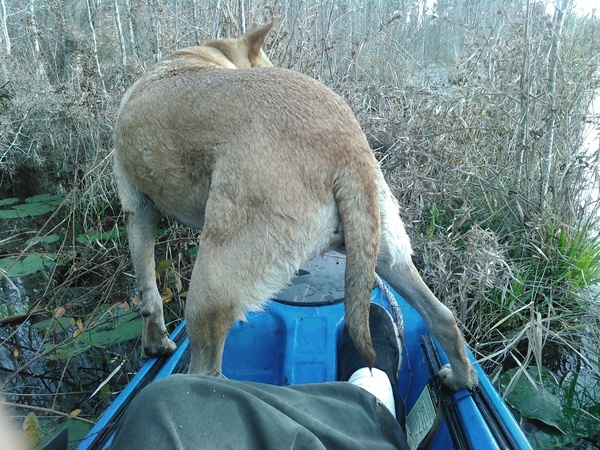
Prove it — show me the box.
[116,67,377,231]
[115,66,375,221]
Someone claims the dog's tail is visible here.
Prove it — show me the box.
[334,157,380,368]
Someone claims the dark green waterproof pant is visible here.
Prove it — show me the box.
[110,374,409,450]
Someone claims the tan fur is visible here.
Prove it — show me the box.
[113,19,477,389]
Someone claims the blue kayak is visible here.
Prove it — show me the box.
[78,252,532,449]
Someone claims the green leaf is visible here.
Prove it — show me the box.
[0,302,29,319]
[500,366,600,449]
[186,246,199,261]
[25,234,61,245]
[24,193,63,204]
[43,307,142,360]
[23,424,41,448]
[23,411,39,430]
[0,253,69,278]
[30,316,73,332]
[37,417,94,450]
[501,367,565,432]
[0,198,19,206]
[0,193,64,219]
[156,259,173,274]
[76,226,125,244]
[80,310,142,348]
[100,382,111,400]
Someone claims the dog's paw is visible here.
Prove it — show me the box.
[142,338,177,359]
[437,364,478,391]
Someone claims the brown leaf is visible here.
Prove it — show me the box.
[68,408,82,419]
[22,412,39,431]
[23,425,41,448]
[54,306,66,318]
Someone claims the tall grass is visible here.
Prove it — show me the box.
[0,1,598,444]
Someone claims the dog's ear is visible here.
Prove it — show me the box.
[204,18,279,69]
[243,17,279,67]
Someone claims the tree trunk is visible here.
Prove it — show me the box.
[85,0,107,94]
[0,0,9,54]
[113,0,127,67]
[238,0,245,34]
[514,0,532,188]
[212,0,223,39]
[192,0,200,44]
[150,0,162,61]
[26,0,46,77]
[539,0,570,208]
[123,0,140,65]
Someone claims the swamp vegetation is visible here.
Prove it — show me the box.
[0,0,599,448]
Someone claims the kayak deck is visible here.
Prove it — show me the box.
[78,252,532,449]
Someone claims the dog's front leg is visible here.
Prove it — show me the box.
[125,207,177,358]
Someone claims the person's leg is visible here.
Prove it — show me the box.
[338,303,404,423]
[347,367,396,416]
[110,302,407,449]
[109,374,408,450]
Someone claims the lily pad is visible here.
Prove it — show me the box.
[44,307,142,360]
[0,198,19,206]
[500,366,600,449]
[0,253,70,278]
[79,309,142,349]
[31,316,73,332]
[37,417,93,450]
[0,193,65,219]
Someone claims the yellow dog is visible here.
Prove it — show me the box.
[113,19,477,390]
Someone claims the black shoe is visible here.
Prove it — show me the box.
[338,302,405,425]
[338,303,401,383]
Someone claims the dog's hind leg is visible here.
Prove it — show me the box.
[183,176,324,375]
[375,178,477,390]
[114,161,176,358]
[184,250,240,376]
[184,228,294,376]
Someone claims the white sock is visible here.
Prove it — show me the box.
[348,367,396,418]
